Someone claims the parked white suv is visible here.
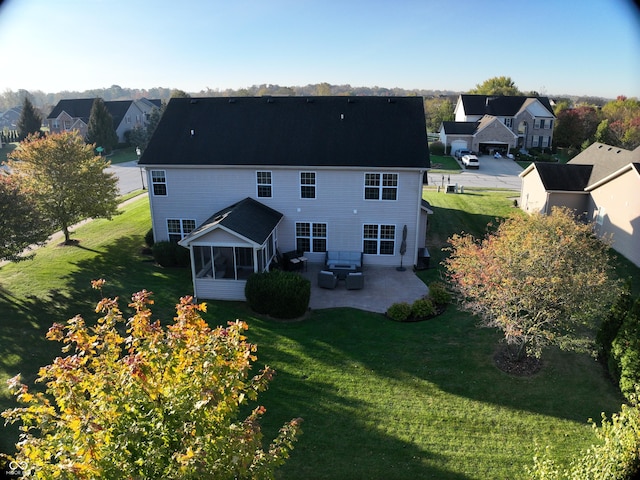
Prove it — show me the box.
[461,154,479,169]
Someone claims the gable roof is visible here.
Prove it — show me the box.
[459,94,555,117]
[139,96,430,169]
[180,197,283,246]
[47,98,97,122]
[47,98,159,128]
[440,121,477,135]
[568,142,640,185]
[533,163,593,191]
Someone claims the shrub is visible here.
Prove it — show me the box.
[386,302,412,322]
[151,241,190,268]
[428,282,451,306]
[245,270,310,319]
[144,228,155,247]
[528,398,640,479]
[610,297,640,400]
[411,298,436,319]
[429,141,445,156]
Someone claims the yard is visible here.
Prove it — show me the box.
[0,191,630,479]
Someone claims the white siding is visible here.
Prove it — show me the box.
[147,166,424,267]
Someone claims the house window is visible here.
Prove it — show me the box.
[504,118,513,128]
[532,137,540,147]
[126,116,131,124]
[167,218,195,243]
[64,120,71,130]
[363,224,395,255]
[300,172,316,199]
[257,171,272,198]
[296,222,327,253]
[541,136,549,148]
[364,173,398,200]
[151,170,167,196]
[52,120,59,129]
[548,119,553,130]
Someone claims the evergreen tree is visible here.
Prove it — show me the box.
[17,97,42,140]
[85,98,118,154]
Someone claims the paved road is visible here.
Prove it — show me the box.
[426,155,523,191]
[108,160,147,194]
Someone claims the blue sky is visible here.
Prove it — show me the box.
[0,0,638,99]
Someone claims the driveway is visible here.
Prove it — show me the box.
[428,155,523,191]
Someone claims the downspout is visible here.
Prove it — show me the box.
[414,171,424,267]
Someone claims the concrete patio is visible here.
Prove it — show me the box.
[299,262,429,314]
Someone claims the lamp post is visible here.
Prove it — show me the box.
[136,147,145,190]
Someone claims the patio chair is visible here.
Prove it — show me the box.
[346,272,364,290]
[317,270,338,289]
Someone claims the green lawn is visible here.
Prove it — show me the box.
[0,191,629,479]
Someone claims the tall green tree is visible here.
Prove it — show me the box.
[444,206,620,361]
[7,131,119,244]
[423,97,454,132]
[468,76,522,96]
[16,97,42,140]
[0,173,52,262]
[85,98,118,154]
[3,286,302,479]
[599,96,640,150]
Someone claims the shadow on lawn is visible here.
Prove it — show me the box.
[254,357,471,480]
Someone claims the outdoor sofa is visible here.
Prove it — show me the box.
[324,251,363,279]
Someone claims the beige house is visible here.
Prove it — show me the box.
[520,142,640,267]
[440,94,556,155]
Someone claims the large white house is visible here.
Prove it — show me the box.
[139,96,431,300]
[440,94,556,155]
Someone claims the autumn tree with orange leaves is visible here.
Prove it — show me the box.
[3,282,302,479]
[444,207,620,362]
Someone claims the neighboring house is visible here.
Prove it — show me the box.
[520,142,640,267]
[138,96,431,301]
[0,106,22,129]
[439,94,556,155]
[46,98,161,143]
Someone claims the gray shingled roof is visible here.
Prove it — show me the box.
[568,142,640,185]
[139,96,430,169]
[182,197,283,245]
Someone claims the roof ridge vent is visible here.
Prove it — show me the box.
[229,98,236,103]
[190,99,198,104]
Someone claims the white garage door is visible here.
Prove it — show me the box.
[451,140,467,155]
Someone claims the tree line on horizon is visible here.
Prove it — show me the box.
[3,77,638,151]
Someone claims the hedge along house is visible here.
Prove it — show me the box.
[138,96,431,301]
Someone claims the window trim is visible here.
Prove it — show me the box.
[167,218,196,243]
[256,170,272,198]
[364,172,398,201]
[295,221,327,253]
[363,223,396,255]
[151,170,167,196]
[300,171,316,199]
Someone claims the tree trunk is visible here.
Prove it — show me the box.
[62,224,72,245]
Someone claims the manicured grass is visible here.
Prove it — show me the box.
[106,146,138,164]
[0,191,629,479]
[428,154,461,172]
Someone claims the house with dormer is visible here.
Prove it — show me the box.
[138,96,431,301]
[439,94,556,155]
[520,142,640,267]
[46,98,161,143]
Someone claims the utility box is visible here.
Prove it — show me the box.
[416,247,430,270]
